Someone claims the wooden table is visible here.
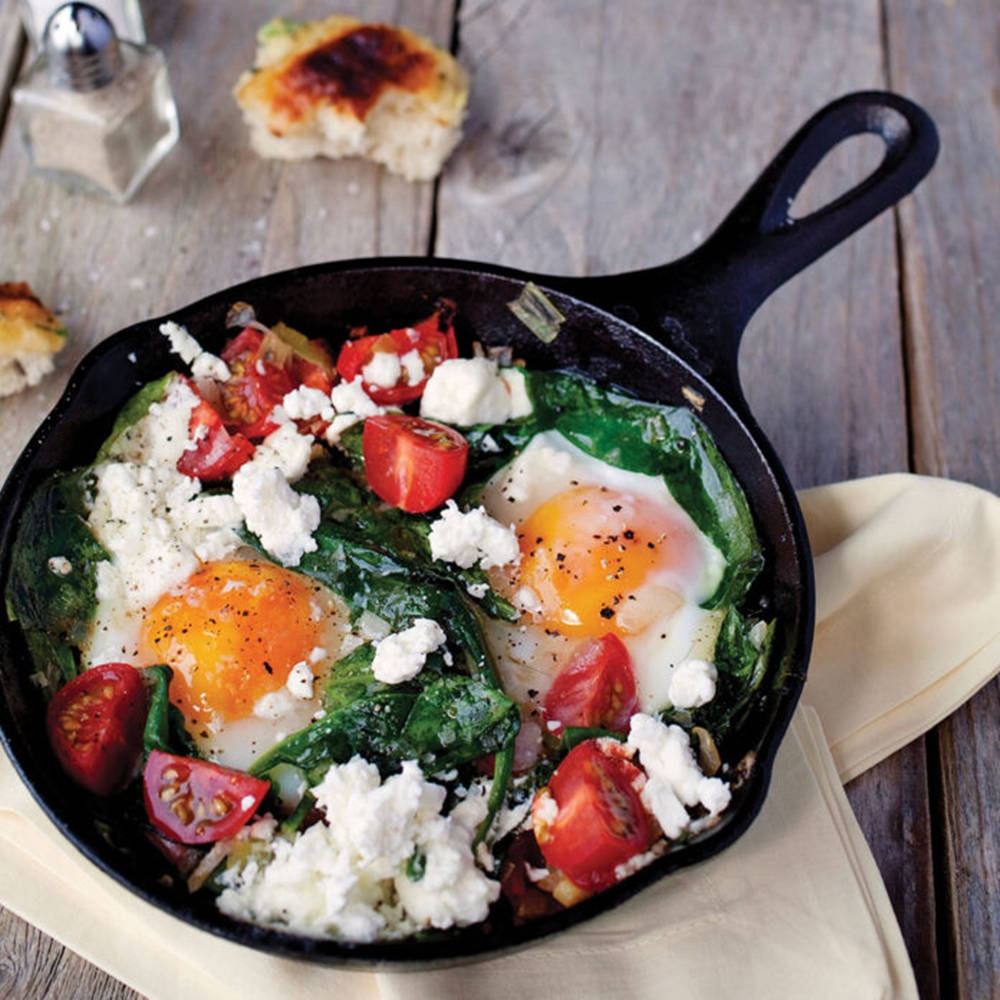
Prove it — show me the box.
[0,2,996,997]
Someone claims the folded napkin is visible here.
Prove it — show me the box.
[1,473,997,999]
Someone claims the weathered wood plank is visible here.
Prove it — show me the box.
[884,0,1000,996]
[845,743,939,1000]
[0,910,140,1000]
[440,4,935,994]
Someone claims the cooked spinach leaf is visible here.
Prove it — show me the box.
[296,460,517,623]
[142,663,196,758]
[251,665,519,783]
[691,607,775,739]
[5,469,108,685]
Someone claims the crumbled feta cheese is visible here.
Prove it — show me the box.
[428,500,519,570]
[420,358,532,426]
[254,688,296,719]
[668,659,718,709]
[465,581,489,599]
[250,418,315,482]
[87,403,244,619]
[286,661,315,700]
[308,646,327,664]
[361,350,402,388]
[499,367,532,418]
[216,758,499,940]
[399,348,425,385]
[371,619,447,684]
[626,713,731,840]
[47,556,72,576]
[325,376,388,443]
[282,385,334,423]
[231,462,320,567]
[160,321,230,382]
[513,585,542,615]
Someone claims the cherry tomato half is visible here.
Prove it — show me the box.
[46,663,148,796]
[544,635,638,735]
[336,305,458,405]
[362,414,468,513]
[219,328,297,438]
[532,739,653,892]
[142,750,270,845]
[176,398,255,482]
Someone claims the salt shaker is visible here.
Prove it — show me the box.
[12,2,179,203]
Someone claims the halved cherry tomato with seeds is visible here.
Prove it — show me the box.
[143,750,269,845]
[532,739,653,892]
[543,634,638,735]
[46,663,147,796]
[336,304,458,405]
[176,398,255,482]
[363,414,468,513]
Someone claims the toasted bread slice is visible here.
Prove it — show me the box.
[234,16,469,181]
[0,283,67,397]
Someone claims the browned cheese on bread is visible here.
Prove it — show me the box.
[234,16,469,181]
[0,283,67,397]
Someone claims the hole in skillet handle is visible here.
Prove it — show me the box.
[543,91,939,407]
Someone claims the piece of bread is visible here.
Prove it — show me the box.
[234,16,469,182]
[0,283,67,397]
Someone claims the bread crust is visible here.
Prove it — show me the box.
[234,17,469,181]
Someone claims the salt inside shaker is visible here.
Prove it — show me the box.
[12,2,179,203]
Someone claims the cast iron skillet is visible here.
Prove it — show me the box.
[0,91,938,967]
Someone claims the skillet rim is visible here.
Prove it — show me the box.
[0,255,814,967]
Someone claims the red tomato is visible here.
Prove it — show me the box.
[362,414,468,513]
[176,398,255,482]
[219,328,296,438]
[336,305,458,404]
[46,663,148,796]
[544,635,638,735]
[143,750,270,845]
[532,740,653,891]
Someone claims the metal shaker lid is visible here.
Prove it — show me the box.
[44,3,122,91]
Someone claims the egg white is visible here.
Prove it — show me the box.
[479,430,727,713]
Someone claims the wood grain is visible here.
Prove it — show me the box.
[885,1,1000,995]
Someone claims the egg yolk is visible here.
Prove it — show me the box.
[508,485,699,637]
[139,560,327,728]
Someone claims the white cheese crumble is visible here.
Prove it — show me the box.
[420,359,533,426]
[249,413,315,482]
[47,556,72,576]
[371,619,447,684]
[625,713,731,840]
[325,376,389,443]
[215,758,498,941]
[286,661,315,700]
[361,350,402,388]
[428,500,519,570]
[282,385,334,423]
[87,380,244,623]
[159,321,230,382]
[399,348,425,385]
[667,659,718,709]
[230,462,320,567]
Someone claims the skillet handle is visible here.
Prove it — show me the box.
[554,91,939,395]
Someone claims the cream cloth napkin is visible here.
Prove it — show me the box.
[0,473,997,999]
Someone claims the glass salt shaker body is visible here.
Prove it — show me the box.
[12,3,179,203]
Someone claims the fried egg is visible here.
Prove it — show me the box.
[479,431,727,713]
[83,554,356,771]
